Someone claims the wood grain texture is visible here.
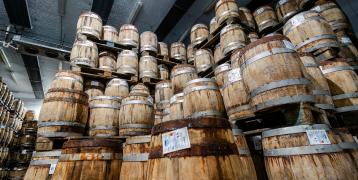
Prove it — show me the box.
[70,40,98,68]
[140,32,158,53]
[102,25,118,43]
[24,150,61,180]
[76,12,102,40]
[239,7,256,29]
[190,24,209,46]
[158,65,169,80]
[104,78,129,99]
[214,63,231,88]
[194,49,213,73]
[187,44,195,64]
[84,80,104,98]
[220,24,246,55]
[333,128,358,168]
[98,51,116,71]
[118,24,139,48]
[49,71,83,91]
[215,0,240,24]
[158,42,169,57]
[169,93,184,121]
[155,81,173,110]
[117,50,138,76]
[314,2,349,31]
[275,0,299,22]
[171,64,198,93]
[253,6,278,32]
[170,42,186,62]
[139,55,158,79]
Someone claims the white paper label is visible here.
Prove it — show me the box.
[291,14,305,26]
[341,37,352,44]
[354,136,358,144]
[306,130,331,145]
[283,40,295,50]
[228,68,242,83]
[49,163,57,174]
[162,127,191,154]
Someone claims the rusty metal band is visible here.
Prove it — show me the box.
[126,135,151,144]
[339,142,358,150]
[295,34,337,51]
[321,66,354,75]
[89,104,120,109]
[227,104,251,115]
[117,66,138,74]
[121,100,153,106]
[332,92,358,100]
[30,159,59,166]
[256,95,315,111]
[315,103,335,110]
[123,153,149,161]
[151,117,230,135]
[189,110,225,118]
[55,76,83,84]
[32,150,62,158]
[335,105,358,113]
[149,142,238,159]
[59,152,122,161]
[119,124,152,129]
[312,90,331,96]
[262,124,330,138]
[38,121,85,128]
[264,144,342,156]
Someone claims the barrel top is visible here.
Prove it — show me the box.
[220,24,243,36]
[262,124,330,138]
[119,24,138,31]
[170,92,184,104]
[253,5,274,16]
[79,11,102,22]
[171,42,186,48]
[99,51,116,59]
[215,0,237,10]
[125,135,151,144]
[191,24,208,32]
[185,78,217,87]
[47,88,89,98]
[63,138,122,148]
[107,78,128,87]
[155,80,172,89]
[102,25,118,32]
[119,49,137,57]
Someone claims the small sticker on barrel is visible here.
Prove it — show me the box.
[228,68,242,83]
[306,130,331,145]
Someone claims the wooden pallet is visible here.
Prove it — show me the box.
[156,55,179,69]
[86,36,138,54]
[140,76,162,89]
[35,136,68,151]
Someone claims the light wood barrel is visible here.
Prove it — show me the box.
[299,53,334,110]
[333,128,358,167]
[158,64,169,80]
[89,96,121,136]
[209,17,218,34]
[337,33,358,60]
[262,124,358,180]
[147,117,257,180]
[117,50,138,76]
[220,24,246,55]
[84,80,105,98]
[183,78,225,118]
[98,51,116,71]
[102,25,118,43]
[70,40,98,68]
[283,11,339,55]
[21,120,37,135]
[276,0,299,22]
[312,2,349,31]
[154,110,163,126]
[215,0,240,25]
[171,64,198,93]
[50,71,83,91]
[169,92,184,120]
[214,62,231,88]
[248,32,259,43]
[155,80,173,110]
[129,83,150,97]
[139,55,158,79]
[24,150,62,180]
[120,135,150,180]
[52,138,122,180]
[170,42,186,63]
[214,44,223,64]
[190,24,209,46]
[239,7,256,30]
[118,24,139,48]
[140,31,158,53]
[158,42,168,57]
[0,147,8,165]
[253,6,279,33]
[238,35,314,112]
[194,49,213,73]
[104,78,129,98]
[320,59,358,113]
[76,11,102,40]
[187,44,195,64]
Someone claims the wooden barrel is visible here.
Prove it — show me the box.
[120,135,150,180]
[215,0,240,25]
[84,80,105,98]
[239,7,256,30]
[98,51,116,71]
[262,124,358,180]
[0,109,9,127]
[104,78,129,98]
[158,42,168,57]
[194,49,213,73]
[298,53,334,110]
[70,39,98,68]
[118,24,139,48]
[20,134,36,148]
[320,59,358,114]
[333,128,358,167]
[187,44,195,64]
[50,71,83,91]
[140,31,158,53]
[154,110,163,126]
[190,24,209,46]
[253,6,279,33]
[102,25,118,43]
[117,50,138,76]
[25,111,34,122]
[209,17,218,34]
[220,24,246,55]
[22,120,37,134]
[16,149,33,164]
[171,64,198,93]
[214,44,223,64]
[147,116,257,180]
[76,11,102,40]
[89,96,121,136]
[169,92,184,120]
[0,147,8,165]
[183,78,225,118]
[139,55,158,79]
[312,2,349,31]
[283,11,339,55]
[158,64,169,80]
[170,42,186,63]
[155,81,173,109]
[248,32,259,43]
[8,167,27,180]
[129,83,150,97]
[24,150,62,180]
[52,138,122,180]
[336,32,358,59]
[238,35,314,112]
[275,0,299,22]
[214,62,231,88]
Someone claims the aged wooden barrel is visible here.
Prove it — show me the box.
[276,0,299,22]
[171,64,198,93]
[239,7,256,30]
[0,127,14,147]
[118,24,139,48]
[220,24,246,55]
[312,2,349,31]
[89,96,121,136]
[50,71,83,91]
[194,49,213,73]
[283,11,339,55]
[298,53,334,110]
[187,44,195,64]
[140,31,158,53]
[215,0,240,25]
[102,25,118,43]
[0,110,9,127]
[262,124,358,180]
[183,78,226,118]
[0,147,8,164]
[8,167,27,180]
[158,42,168,57]
[147,116,257,180]
[22,120,37,134]
[129,83,150,97]
[52,138,122,180]
[76,11,102,40]
[20,134,36,148]
[84,80,105,98]
[170,42,186,63]
[25,110,34,122]
[169,92,184,120]
[320,59,358,114]
[24,150,62,180]
[161,104,171,123]
[154,110,163,126]
[70,39,98,68]
[104,78,129,98]
[214,62,231,88]
[336,32,358,58]
[158,64,169,80]
[238,35,314,112]
[139,55,158,79]
[333,128,358,167]
[117,50,138,76]
[155,80,173,110]
[253,6,279,33]
[98,51,116,71]
[120,135,150,180]
[214,44,223,64]
[209,17,218,34]
[190,24,209,46]
[248,32,259,43]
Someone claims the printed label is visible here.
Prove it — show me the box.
[291,14,305,26]
[49,163,57,174]
[341,37,352,44]
[283,40,295,50]
[306,130,331,145]
[147,96,154,105]
[228,68,242,83]
[162,127,191,154]
[354,136,358,144]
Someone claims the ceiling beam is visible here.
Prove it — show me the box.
[91,0,115,25]
[21,54,44,99]
[3,0,32,28]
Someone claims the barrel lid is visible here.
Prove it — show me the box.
[215,0,237,10]
[79,11,102,22]
[262,124,330,138]
[102,25,118,32]
[107,78,128,87]
[253,6,273,16]
[63,138,122,148]
[191,24,208,32]
[119,24,138,32]
[99,51,116,59]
